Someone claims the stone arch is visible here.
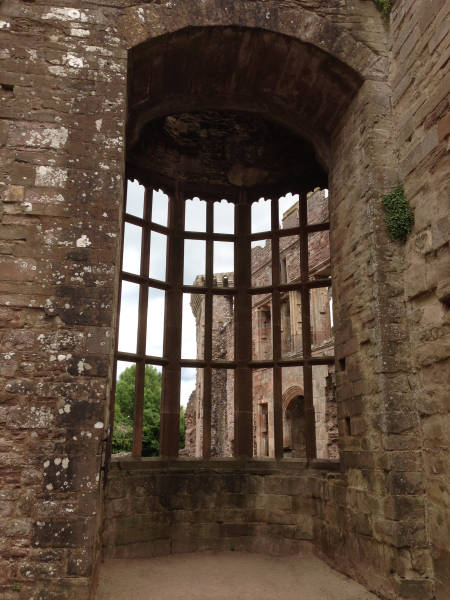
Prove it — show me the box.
[126,25,367,174]
[118,0,389,175]
[282,385,304,412]
[104,3,414,595]
[118,0,385,80]
[282,386,307,458]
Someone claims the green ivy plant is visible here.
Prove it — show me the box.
[373,0,391,16]
[382,184,414,242]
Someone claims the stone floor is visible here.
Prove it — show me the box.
[97,551,378,600]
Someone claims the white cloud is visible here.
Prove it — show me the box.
[151,189,168,226]
[184,239,205,285]
[214,199,234,233]
[116,360,132,378]
[146,289,165,356]
[149,231,167,280]
[250,192,307,232]
[181,368,197,408]
[181,293,197,359]
[126,180,144,217]
[122,223,141,274]
[251,197,271,233]
[185,197,206,231]
[213,241,234,273]
[117,281,139,353]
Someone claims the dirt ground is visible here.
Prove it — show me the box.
[96,551,378,600]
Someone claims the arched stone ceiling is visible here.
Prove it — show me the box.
[128,110,327,192]
[127,26,364,191]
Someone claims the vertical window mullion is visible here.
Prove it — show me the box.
[299,193,316,459]
[160,185,185,458]
[234,191,253,457]
[132,189,152,457]
[108,177,128,472]
[202,201,213,458]
[271,197,283,460]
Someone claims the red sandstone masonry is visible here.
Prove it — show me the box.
[103,459,334,558]
[0,1,447,599]
[390,1,450,598]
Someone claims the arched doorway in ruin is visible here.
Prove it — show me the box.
[282,386,306,458]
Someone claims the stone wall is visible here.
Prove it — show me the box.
[328,70,437,598]
[0,1,447,599]
[103,458,338,559]
[0,2,127,598]
[390,1,450,598]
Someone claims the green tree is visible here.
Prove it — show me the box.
[112,364,185,456]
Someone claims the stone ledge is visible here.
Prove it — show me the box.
[109,456,341,474]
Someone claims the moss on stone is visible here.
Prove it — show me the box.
[373,0,391,16]
[382,184,414,242]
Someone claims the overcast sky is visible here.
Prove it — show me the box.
[118,181,302,406]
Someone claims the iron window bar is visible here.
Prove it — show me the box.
[113,181,334,461]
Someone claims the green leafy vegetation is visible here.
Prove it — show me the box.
[112,364,186,456]
[382,184,414,242]
[373,0,391,16]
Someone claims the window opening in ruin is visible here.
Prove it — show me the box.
[254,370,274,456]
[112,182,336,461]
[280,297,292,356]
[259,403,269,457]
[280,258,287,284]
[345,416,351,436]
[253,297,272,361]
[283,395,306,458]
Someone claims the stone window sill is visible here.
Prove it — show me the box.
[110,455,340,473]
